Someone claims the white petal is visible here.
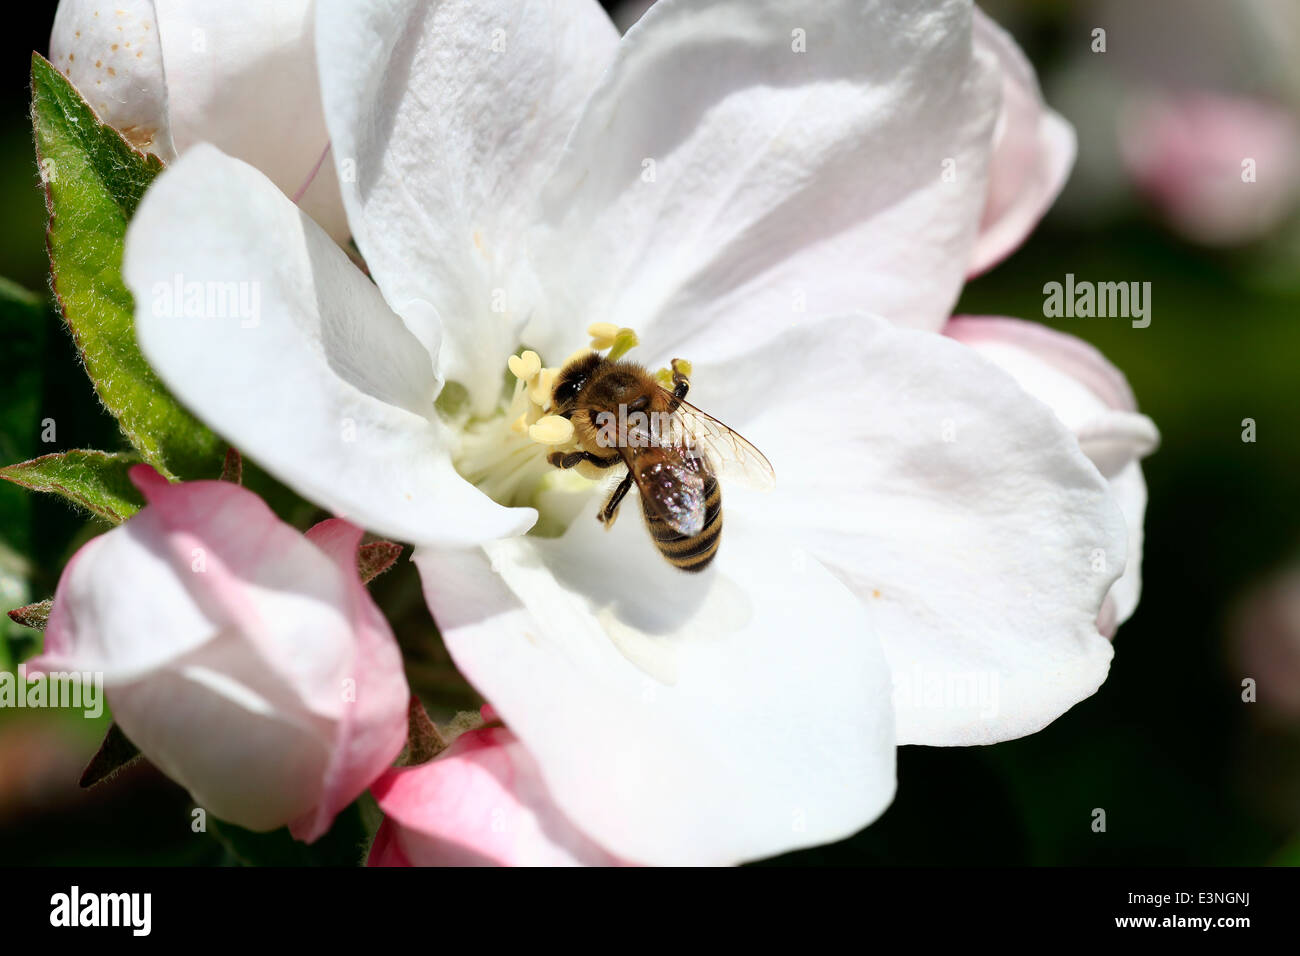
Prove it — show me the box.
[945,316,1158,631]
[968,7,1076,275]
[315,0,620,408]
[672,314,1127,747]
[153,0,349,240]
[528,0,1001,365]
[50,0,173,157]
[415,515,896,866]
[1098,461,1147,633]
[124,144,533,546]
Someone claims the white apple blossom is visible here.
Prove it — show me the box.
[50,0,348,239]
[122,0,1147,864]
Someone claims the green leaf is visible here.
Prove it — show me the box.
[0,449,144,524]
[210,801,373,867]
[31,53,222,480]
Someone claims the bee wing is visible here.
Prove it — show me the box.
[630,451,709,537]
[665,394,776,491]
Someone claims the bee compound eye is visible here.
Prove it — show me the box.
[554,378,582,406]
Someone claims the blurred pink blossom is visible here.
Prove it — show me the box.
[1231,565,1300,722]
[1120,92,1300,246]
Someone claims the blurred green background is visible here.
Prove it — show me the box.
[2,1,1298,865]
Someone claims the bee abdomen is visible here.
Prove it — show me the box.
[643,475,722,572]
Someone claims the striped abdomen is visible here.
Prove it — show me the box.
[642,473,722,572]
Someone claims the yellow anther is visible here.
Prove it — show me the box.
[528,415,575,445]
[605,328,640,362]
[654,359,690,389]
[507,350,542,382]
[510,413,529,435]
[528,367,557,409]
[587,322,620,349]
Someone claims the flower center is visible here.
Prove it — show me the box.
[451,324,662,537]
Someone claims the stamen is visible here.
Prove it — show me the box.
[605,328,640,362]
[528,368,557,408]
[528,415,574,445]
[451,325,691,537]
[586,322,620,349]
[507,351,541,381]
[654,358,691,389]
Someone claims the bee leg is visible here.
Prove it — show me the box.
[547,450,621,469]
[598,473,634,528]
[670,358,691,401]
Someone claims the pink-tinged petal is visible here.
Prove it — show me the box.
[968,7,1076,275]
[368,726,626,867]
[290,519,410,843]
[1120,91,1300,246]
[34,470,408,836]
[944,316,1142,416]
[529,0,1002,367]
[118,466,357,713]
[366,817,412,867]
[945,316,1158,632]
[315,0,620,411]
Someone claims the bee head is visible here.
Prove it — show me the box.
[551,351,603,416]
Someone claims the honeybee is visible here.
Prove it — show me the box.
[548,353,775,571]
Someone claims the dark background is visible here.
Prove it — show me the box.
[1,1,1298,866]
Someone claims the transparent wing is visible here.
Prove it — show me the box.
[630,452,709,537]
[662,392,776,491]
